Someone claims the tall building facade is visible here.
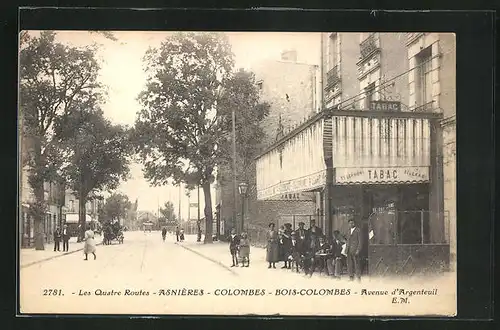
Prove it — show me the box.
[406,33,456,263]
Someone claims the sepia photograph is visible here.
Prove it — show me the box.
[18,30,457,316]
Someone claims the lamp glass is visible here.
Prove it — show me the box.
[238,182,248,195]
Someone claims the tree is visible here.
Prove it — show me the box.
[218,69,270,181]
[159,201,177,225]
[55,109,133,240]
[20,31,103,250]
[102,193,132,223]
[133,33,269,243]
[133,32,235,244]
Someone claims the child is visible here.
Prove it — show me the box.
[238,232,250,267]
[229,229,240,267]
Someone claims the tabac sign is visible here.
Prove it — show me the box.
[335,166,429,185]
[370,101,401,112]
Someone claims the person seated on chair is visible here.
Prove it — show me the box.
[328,230,346,279]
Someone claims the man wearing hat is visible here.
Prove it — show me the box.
[279,223,292,269]
[62,224,70,252]
[289,231,301,272]
[346,218,363,281]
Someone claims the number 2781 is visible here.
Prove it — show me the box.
[43,289,63,296]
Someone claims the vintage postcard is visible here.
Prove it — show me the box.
[18,30,456,316]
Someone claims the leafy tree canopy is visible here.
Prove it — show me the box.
[101,193,132,223]
[19,30,105,249]
[132,32,269,241]
[55,109,133,200]
[159,201,177,224]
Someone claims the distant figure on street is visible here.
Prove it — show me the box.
[77,224,83,242]
[229,229,240,267]
[175,227,180,242]
[179,228,185,242]
[53,227,61,252]
[161,227,167,242]
[62,224,70,252]
[346,219,362,281]
[83,224,97,261]
[197,227,202,242]
[266,223,279,269]
[238,232,250,267]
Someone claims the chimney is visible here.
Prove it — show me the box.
[281,49,297,62]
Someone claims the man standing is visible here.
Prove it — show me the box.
[161,226,167,242]
[307,219,323,238]
[346,219,363,281]
[62,224,70,252]
[53,227,61,251]
[175,226,180,242]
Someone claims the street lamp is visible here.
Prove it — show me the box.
[238,182,248,233]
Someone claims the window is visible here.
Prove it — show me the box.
[70,200,74,212]
[328,34,338,70]
[416,46,432,108]
[256,80,263,91]
[364,82,376,109]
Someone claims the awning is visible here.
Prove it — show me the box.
[65,213,93,223]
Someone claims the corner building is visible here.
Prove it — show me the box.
[256,33,455,275]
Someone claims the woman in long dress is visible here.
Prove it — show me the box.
[266,223,279,269]
[83,224,97,261]
[239,232,250,267]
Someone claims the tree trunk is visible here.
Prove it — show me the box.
[32,138,45,250]
[202,182,213,244]
[78,190,86,242]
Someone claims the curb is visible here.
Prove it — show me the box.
[20,242,104,269]
[174,242,238,276]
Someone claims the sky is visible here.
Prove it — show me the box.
[29,30,321,219]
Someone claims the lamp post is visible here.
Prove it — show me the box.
[238,182,248,234]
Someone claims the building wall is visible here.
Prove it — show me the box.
[64,190,99,219]
[379,33,409,107]
[438,33,457,264]
[321,32,455,256]
[407,33,441,109]
[252,57,319,148]
[339,33,361,104]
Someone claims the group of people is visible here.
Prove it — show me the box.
[265,218,363,281]
[53,224,71,252]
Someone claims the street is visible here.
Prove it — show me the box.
[20,231,456,316]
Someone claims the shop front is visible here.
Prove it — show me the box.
[328,113,448,276]
[256,108,447,276]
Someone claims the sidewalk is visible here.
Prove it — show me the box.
[20,236,103,268]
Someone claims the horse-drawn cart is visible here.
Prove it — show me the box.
[103,223,124,245]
